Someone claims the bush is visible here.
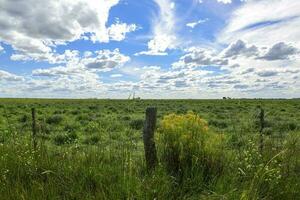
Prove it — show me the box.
[129,119,144,130]
[19,114,29,123]
[83,135,100,145]
[84,121,100,134]
[40,123,51,134]
[46,115,63,124]
[122,116,131,121]
[71,110,80,115]
[208,119,228,129]
[157,112,225,178]
[64,123,79,132]
[76,114,90,122]
[53,132,78,145]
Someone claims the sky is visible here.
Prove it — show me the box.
[0,0,300,99]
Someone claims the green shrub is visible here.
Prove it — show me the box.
[53,132,78,145]
[208,119,228,129]
[157,112,225,178]
[83,135,100,145]
[76,114,90,122]
[40,122,51,134]
[64,123,79,132]
[19,114,29,123]
[84,121,100,134]
[46,115,63,124]
[88,105,99,110]
[71,110,80,115]
[122,116,131,121]
[129,119,144,130]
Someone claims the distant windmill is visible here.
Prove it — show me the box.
[128,91,141,100]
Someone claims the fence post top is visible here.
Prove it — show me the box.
[146,107,157,112]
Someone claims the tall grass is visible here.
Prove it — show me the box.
[0,99,299,199]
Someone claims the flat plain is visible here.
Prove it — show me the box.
[0,99,299,199]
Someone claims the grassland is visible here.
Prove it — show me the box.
[0,99,299,199]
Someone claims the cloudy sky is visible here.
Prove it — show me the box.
[0,0,299,99]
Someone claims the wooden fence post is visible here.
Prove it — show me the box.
[31,108,37,150]
[143,107,158,171]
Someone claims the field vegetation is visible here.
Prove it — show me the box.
[0,99,299,199]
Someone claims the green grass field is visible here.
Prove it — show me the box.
[0,99,299,199]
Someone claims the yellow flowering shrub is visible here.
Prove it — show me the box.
[157,112,225,175]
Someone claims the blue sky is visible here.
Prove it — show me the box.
[0,0,300,98]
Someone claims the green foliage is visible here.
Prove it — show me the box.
[208,119,228,129]
[53,132,78,145]
[46,114,63,124]
[0,99,299,199]
[129,119,144,130]
[157,112,225,180]
[83,135,100,145]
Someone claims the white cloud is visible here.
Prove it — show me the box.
[223,40,258,58]
[137,35,175,56]
[1,0,300,98]
[136,0,177,56]
[0,44,3,53]
[11,49,81,64]
[84,49,130,70]
[25,71,103,97]
[32,49,130,77]
[186,19,209,29]
[0,0,137,61]
[172,47,228,69]
[259,42,298,61]
[256,70,278,77]
[162,37,300,98]
[219,0,300,48]
[28,48,130,96]
[110,74,123,78]
[222,40,299,61]
[217,0,232,4]
[108,21,138,41]
[32,66,83,77]
[0,70,24,81]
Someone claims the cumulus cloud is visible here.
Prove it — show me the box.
[0,0,137,61]
[259,42,298,61]
[32,66,83,77]
[137,66,211,91]
[136,0,177,56]
[11,49,82,65]
[222,40,298,61]
[240,68,255,75]
[172,47,228,69]
[205,75,241,88]
[1,0,300,98]
[29,48,129,95]
[223,40,258,58]
[33,49,130,77]
[108,21,138,41]
[26,71,103,96]
[84,50,130,70]
[0,70,24,81]
[256,69,300,77]
[256,70,278,77]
